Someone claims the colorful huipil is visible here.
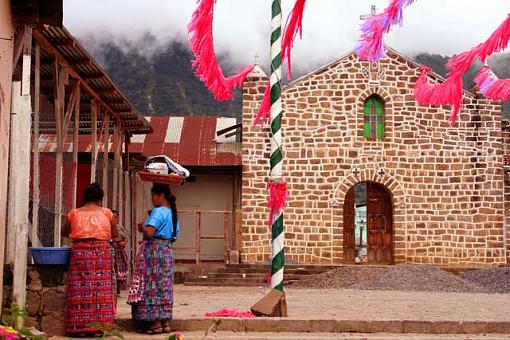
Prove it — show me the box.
[66,208,116,334]
[128,206,179,322]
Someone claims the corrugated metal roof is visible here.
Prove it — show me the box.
[33,25,152,135]
[37,116,241,167]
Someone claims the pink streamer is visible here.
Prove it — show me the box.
[414,67,464,124]
[267,181,288,229]
[253,0,307,127]
[475,66,510,101]
[282,0,307,80]
[205,309,255,318]
[356,0,417,62]
[414,14,510,124]
[253,81,271,127]
[188,0,254,101]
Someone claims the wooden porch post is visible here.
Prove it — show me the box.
[112,119,120,211]
[31,42,41,247]
[71,85,80,210]
[11,26,33,326]
[102,113,110,207]
[53,63,64,247]
[90,100,98,183]
[54,65,79,246]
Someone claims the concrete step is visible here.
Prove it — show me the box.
[117,318,510,335]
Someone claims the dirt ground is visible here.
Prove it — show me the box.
[117,285,510,322]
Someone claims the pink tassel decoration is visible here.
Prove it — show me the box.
[356,0,417,62]
[414,14,510,124]
[282,0,307,80]
[267,181,288,229]
[188,0,254,101]
[253,81,271,127]
[475,66,510,101]
[414,67,464,124]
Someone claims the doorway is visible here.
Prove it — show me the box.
[343,182,393,264]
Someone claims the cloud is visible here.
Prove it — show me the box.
[64,0,510,74]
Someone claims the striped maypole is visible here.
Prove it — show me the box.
[269,0,285,292]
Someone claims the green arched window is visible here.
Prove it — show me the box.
[363,95,385,140]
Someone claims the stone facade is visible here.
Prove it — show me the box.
[241,48,507,267]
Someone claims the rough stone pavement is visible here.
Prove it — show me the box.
[117,285,510,322]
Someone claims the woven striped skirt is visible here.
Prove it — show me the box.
[128,239,175,322]
[66,240,116,334]
[113,243,129,290]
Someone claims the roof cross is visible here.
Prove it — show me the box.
[360,5,377,21]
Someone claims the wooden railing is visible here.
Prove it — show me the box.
[175,209,233,273]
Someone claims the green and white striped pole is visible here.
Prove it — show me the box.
[269,0,285,292]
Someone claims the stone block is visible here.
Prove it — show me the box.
[460,321,488,334]
[41,311,65,336]
[309,320,338,333]
[487,322,510,333]
[42,288,65,316]
[277,319,311,333]
[402,320,434,333]
[244,318,279,332]
[25,291,42,315]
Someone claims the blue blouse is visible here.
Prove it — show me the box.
[145,206,180,241]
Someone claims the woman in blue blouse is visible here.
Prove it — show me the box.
[128,183,180,334]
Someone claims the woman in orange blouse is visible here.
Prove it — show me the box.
[62,183,118,337]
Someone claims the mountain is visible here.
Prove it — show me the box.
[92,38,242,117]
[88,38,510,119]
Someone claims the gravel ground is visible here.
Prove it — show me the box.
[292,266,382,289]
[460,267,510,294]
[350,264,486,293]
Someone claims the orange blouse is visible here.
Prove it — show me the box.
[68,207,113,241]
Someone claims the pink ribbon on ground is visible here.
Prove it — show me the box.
[205,309,255,318]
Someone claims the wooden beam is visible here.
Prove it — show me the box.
[12,27,33,327]
[102,113,110,207]
[112,119,120,210]
[54,62,65,246]
[32,30,121,122]
[90,99,98,183]
[31,42,41,247]
[61,80,80,143]
[12,26,28,70]
[72,85,81,209]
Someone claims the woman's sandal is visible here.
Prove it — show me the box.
[146,327,163,335]
[162,326,171,333]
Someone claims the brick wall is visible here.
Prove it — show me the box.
[241,49,506,267]
[503,120,510,263]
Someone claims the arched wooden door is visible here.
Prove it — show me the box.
[343,187,356,264]
[366,182,393,264]
[343,182,393,265]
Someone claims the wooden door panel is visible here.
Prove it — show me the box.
[343,187,355,264]
[367,182,393,264]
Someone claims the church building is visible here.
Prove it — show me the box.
[241,47,509,267]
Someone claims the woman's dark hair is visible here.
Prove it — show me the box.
[83,183,104,204]
[151,184,178,228]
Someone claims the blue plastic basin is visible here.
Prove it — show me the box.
[30,247,71,265]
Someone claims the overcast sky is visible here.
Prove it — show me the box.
[64,0,510,73]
